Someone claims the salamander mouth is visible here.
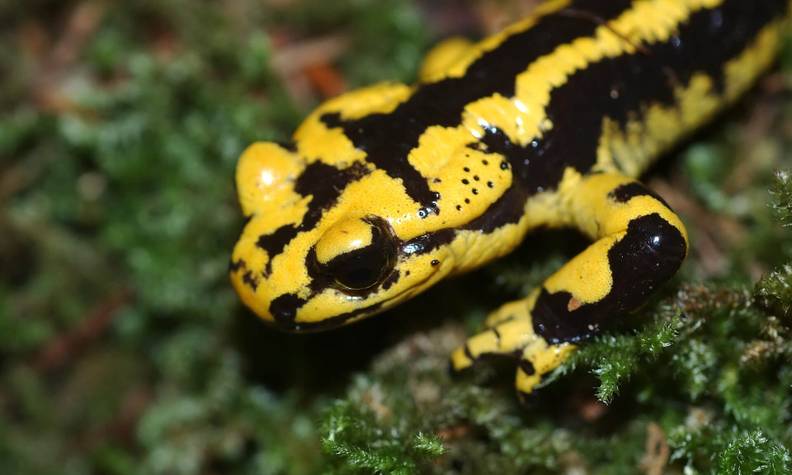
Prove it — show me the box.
[272,271,436,333]
[273,299,388,333]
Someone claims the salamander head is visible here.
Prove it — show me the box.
[229,139,455,331]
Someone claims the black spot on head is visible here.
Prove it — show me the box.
[242,270,259,291]
[431,259,440,267]
[456,205,462,211]
[472,188,479,195]
[464,198,470,204]
[257,225,299,259]
[464,167,470,172]
[473,175,480,181]
[462,179,469,185]
[500,161,509,170]
[269,293,307,326]
[482,159,489,165]
[487,181,494,188]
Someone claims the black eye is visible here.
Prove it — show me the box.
[321,217,397,292]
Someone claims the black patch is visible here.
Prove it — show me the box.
[519,359,536,376]
[463,182,527,232]
[269,293,308,326]
[256,224,299,264]
[381,270,401,290]
[461,127,564,232]
[609,182,670,208]
[242,270,259,291]
[305,247,326,291]
[492,326,502,342]
[229,259,245,273]
[540,0,787,178]
[275,140,297,152]
[255,161,370,271]
[319,1,635,208]
[463,0,786,233]
[532,213,687,344]
[418,204,439,218]
[464,344,475,361]
[402,229,456,255]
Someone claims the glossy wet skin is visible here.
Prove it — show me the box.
[231,0,790,396]
[229,120,470,331]
[232,0,789,332]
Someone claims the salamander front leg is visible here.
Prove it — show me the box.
[452,173,688,397]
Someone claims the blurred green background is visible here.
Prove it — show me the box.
[1,1,791,473]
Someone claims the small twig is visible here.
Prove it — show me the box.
[32,1,107,113]
[640,422,670,475]
[270,35,350,77]
[475,0,543,33]
[305,63,347,98]
[269,34,351,106]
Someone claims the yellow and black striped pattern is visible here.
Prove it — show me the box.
[231,0,791,397]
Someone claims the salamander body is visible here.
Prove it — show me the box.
[231,0,790,396]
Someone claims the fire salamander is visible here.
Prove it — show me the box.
[231,0,791,398]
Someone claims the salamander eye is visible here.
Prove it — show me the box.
[314,216,398,292]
